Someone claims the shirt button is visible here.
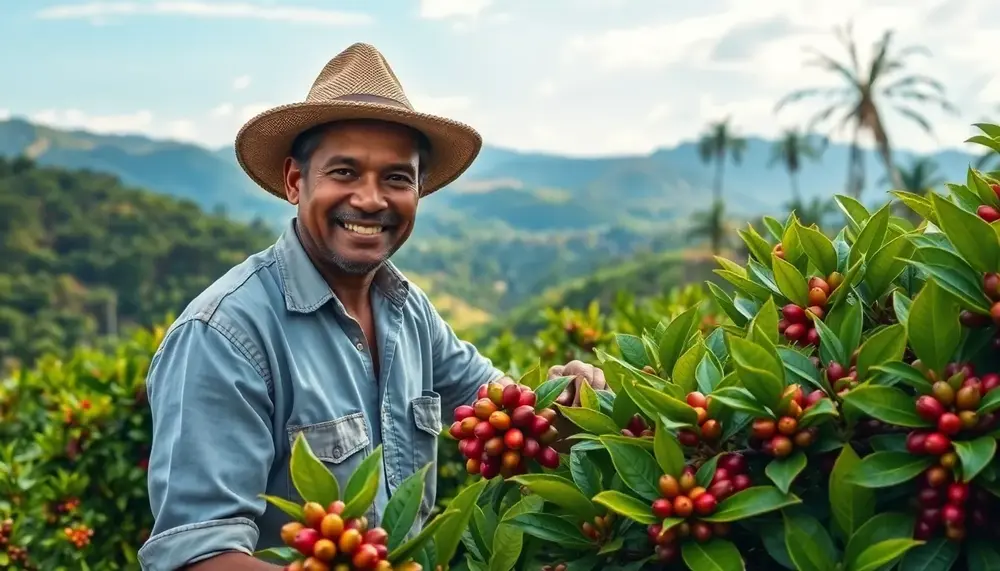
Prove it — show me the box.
[355,342,364,351]
[333,447,342,458]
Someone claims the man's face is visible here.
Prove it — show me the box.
[283,120,421,276]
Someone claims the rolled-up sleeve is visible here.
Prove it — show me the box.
[138,318,275,571]
[424,295,505,414]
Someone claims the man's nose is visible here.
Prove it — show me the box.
[349,174,389,213]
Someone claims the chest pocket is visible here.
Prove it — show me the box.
[286,413,371,506]
[409,391,443,531]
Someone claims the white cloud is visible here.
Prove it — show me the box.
[36,2,372,25]
[232,75,252,91]
[0,109,9,121]
[30,109,156,134]
[210,103,234,118]
[419,0,491,19]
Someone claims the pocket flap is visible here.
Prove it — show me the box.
[411,393,442,436]
[287,412,370,464]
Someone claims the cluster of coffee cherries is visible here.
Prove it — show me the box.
[620,413,654,438]
[975,183,1000,222]
[677,391,722,446]
[540,564,567,571]
[646,454,750,562]
[1,518,30,567]
[778,274,843,347]
[449,382,561,479]
[280,500,400,571]
[913,471,996,542]
[579,512,616,544]
[907,364,999,459]
[826,359,859,396]
[63,523,94,549]
[749,384,825,457]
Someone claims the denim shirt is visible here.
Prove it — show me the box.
[137,219,504,571]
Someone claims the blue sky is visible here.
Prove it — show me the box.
[1,0,998,156]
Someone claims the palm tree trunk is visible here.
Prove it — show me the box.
[874,122,904,191]
[789,169,801,205]
[713,154,725,203]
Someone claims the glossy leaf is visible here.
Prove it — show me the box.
[772,254,809,306]
[681,538,745,571]
[383,464,431,550]
[653,422,685,477]
[765,451,806,494]
[535,376,575,410]
[599,436,661,502]
[591,490,656,524]
[855,324,907,381]
[931,192,1000,273]
[631,383,698,425]
[843,511,914,566]
[727,334,784,411]
[508,474,598,519]
[343,445,384,519]
[557,405,620,435]
[505,513,591,548]
[799,398,838,428]
[829,444,874,541]
[488,495,544,571]
[783,511,838,571]
[569,449,602,499]
[796,223,839,276]
[659,305,702,374]
[615,334,651,369]
[845,452,935,488]
[434,478,489,567]
[953,436,997,482]
[388,508,459,564]
[708,386,773,418]
[672,340,705,394]
[851,539,924,571]
[579,380,600,411]
[907,280,961,375]
[870,361,933,392]
[700,486,801,523]
[840,385,931,428]
[289,432,340,507]
[898,538,960,571]
[259,495,304,521]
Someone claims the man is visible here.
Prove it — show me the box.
[138,43,607,571]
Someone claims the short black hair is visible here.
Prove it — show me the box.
[289,120,433,185]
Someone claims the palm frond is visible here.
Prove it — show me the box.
[893,105,934,135]
[881,74,947,95]
[802,48,862,87]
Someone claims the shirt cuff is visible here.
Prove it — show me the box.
[138,517,259,571]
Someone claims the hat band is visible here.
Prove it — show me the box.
[332,93,411,110]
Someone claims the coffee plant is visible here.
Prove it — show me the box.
[416,123,1000,570]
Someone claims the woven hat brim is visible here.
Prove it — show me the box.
[234,100,483,200]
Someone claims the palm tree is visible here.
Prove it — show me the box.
[768,129,827,204]
[698,118,747,205]
[881,156,945,192]
[688,199,730,255]
[785,196,839,230]
[775,22,955,199]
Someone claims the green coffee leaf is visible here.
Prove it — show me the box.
[487,495,544,571]
[695,454,721,488]
[953,436,997,482]
[681,538,744,571]
[653,423,684,477]
[708,387,774,418]
[389,508,458,564]
[508,474,598,519]
[259,495,304,521]
[845,452,935,488]
[829,444,875,541]
[578,380,600,411]
[907,280,961,374]
[893,291,912,328]
[700,486,801,523]
[254,547,300,563]
[610,388,641,428]
[696,353,723,395]
[615,334,650,369]
[708,282,751,327]
[870,361,932,392]
[828,298,863,357]
[630,383,698,425]
[813,317,847,368]
[772,254,809,306]
[518,360,542,390]
[865,234,915,299]
[434,478,489,567]
[907,257,991,314]
[343,445,384,519]
[777,347,824,392]
[783,511,838,571]
[659,305,702,374]
[747,296,780,349]
[966,539,1000,571]
[970,166,1000,206]
[836,194,872,232]
[535,376,575,410]
[898,538,960,571]
[727,334,784,410]
[931,192,1000,273]
[714,269,775,301]
[289,432,340,507]
[740,223,775,267]
[851,538,924,571]
[796,223,839,276]
[843,511,914,567]
[849,203,890,267]
[599,436,661,502]
[384,464,431,550]
[505,513,591,548]
[891,190,938,226]
[672,340,705,394]
[840,385,932,428]
[855,324,907,381]
[569,448,602,499]
[978,390,1000,415]
[765,451,806,494]
[591,490,656,525]
[556,405,619,435]
[798,398,838,428]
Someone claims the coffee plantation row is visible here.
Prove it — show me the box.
[4,124,1000,570]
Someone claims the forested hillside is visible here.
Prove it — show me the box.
[0,156,277,368]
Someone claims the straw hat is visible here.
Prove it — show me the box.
[235,42,482,200]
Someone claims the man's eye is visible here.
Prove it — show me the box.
[387,174,413,183]
[330,168,355,177]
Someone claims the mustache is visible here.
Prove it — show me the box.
[329,207,401,227]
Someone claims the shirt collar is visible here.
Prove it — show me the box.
[274,218,409,313]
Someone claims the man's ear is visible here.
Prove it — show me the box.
[283,157,304,205]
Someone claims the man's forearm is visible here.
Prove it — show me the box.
[185,553,282,570]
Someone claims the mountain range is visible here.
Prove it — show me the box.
[0,116,985,316]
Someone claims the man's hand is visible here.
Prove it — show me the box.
[549,360,608,407]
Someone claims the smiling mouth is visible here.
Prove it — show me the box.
[338,221,386,236]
